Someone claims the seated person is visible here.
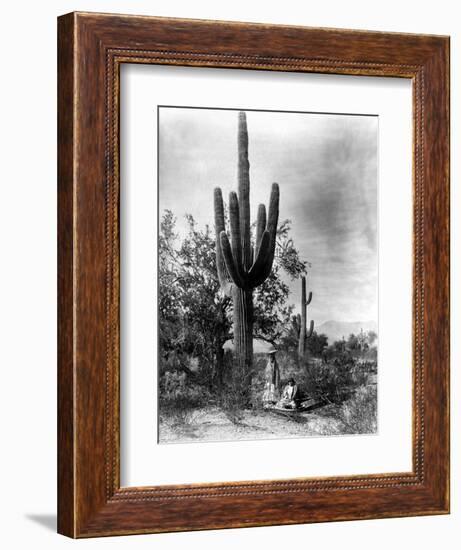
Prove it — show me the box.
[278,378,299,409]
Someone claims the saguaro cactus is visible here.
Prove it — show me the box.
[214,111,279,373]
[296,276,314,357]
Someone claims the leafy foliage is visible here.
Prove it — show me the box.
[306,331,329,356]
[253,220,306,343]
[158,211,308,392]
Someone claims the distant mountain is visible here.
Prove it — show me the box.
[316,320,378,345]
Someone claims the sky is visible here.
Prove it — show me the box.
[158,107,378,325]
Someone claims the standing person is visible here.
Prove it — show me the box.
[262,349,280,407]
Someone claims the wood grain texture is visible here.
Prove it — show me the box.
[57,11,450,538]
[57,13,75,538]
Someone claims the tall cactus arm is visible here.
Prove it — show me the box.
[220,231,245,288]
[248,183,280,287]
[306,291,313,306]
[267,183,280,249]
[214,187,232,294]
[228,191,245,280]
[238,112,252,271]
[307,320,314,338]
[255,204,267,256]
[248,230,271,278]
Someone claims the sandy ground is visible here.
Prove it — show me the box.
[159,404,346,444]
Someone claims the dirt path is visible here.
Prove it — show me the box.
[159,405,345,443]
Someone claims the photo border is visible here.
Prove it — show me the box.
[57,12,449,537]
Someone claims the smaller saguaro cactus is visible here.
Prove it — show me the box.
[295,275,314,357]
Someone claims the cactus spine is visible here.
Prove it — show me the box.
[214,112,279,373]
[297,276,314,357]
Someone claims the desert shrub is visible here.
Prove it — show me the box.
[159,393,204,430]
[159,367,209,429]
[272,350,379,405]
[161,369,187,398]
[337,385,377,434]
[217,354,256,423]
[248,354,270,409]
[297,354,375,403]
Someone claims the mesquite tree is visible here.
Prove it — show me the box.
[293,275,314,357]
[214,111,279,373]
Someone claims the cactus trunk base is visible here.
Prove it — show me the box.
[232,286,253,390]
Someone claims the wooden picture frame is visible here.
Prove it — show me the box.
[57,12,450,538]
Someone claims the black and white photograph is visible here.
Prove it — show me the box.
[158,106,378,444]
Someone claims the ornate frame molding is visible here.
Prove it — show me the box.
[58,12,449,537]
